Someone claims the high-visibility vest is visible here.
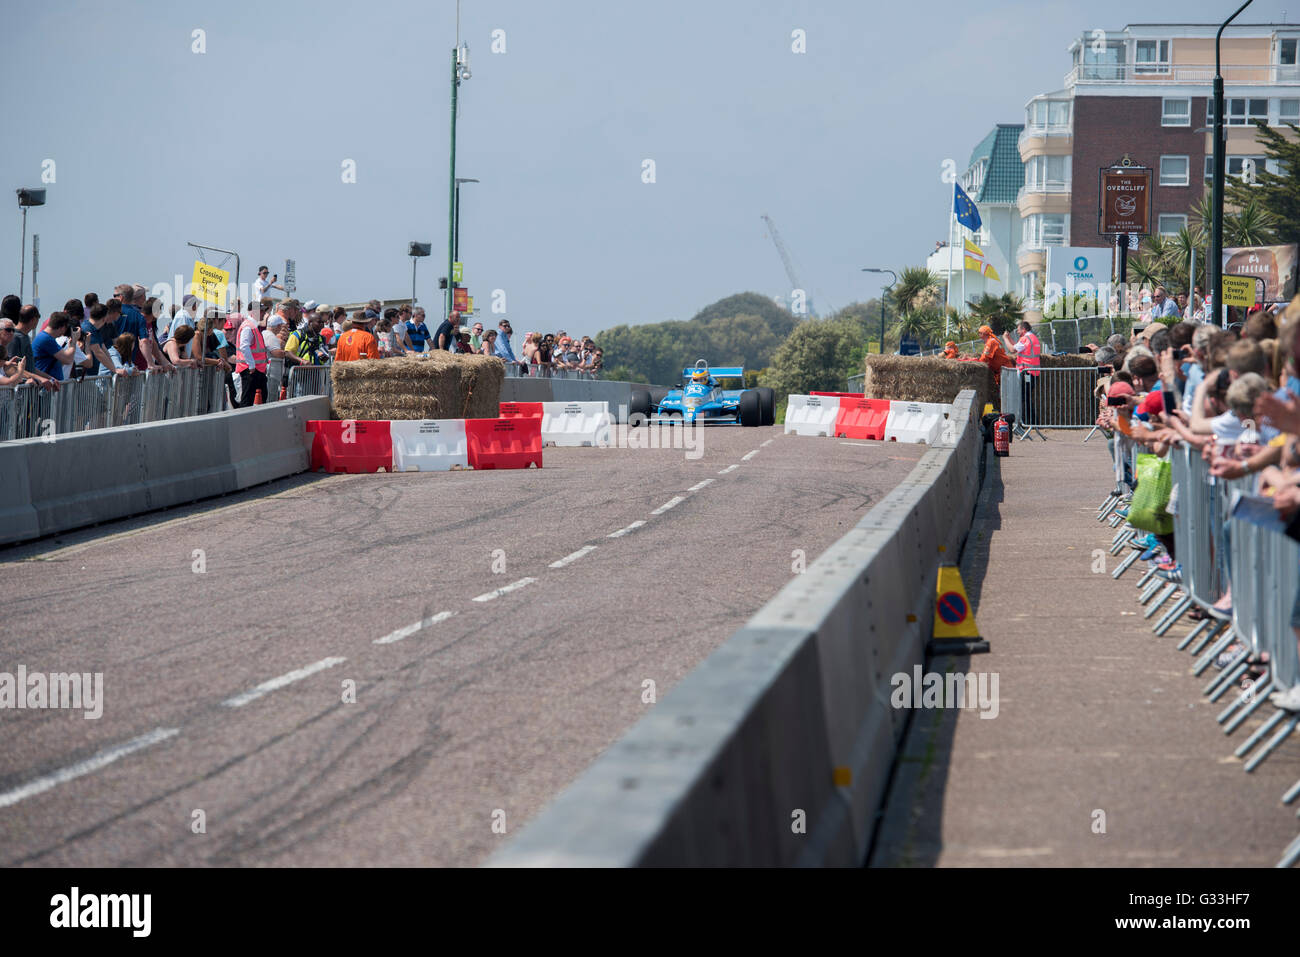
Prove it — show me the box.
[1016,331,1041,377]
[234,318,268,373]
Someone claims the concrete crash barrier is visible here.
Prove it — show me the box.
[884,401,952,445]
[784,394,840,437]
[0,396,329,547]
[540,402,613,447]
[489,389,981,867]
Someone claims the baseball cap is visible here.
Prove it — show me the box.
[364,309,380,320]
[1107,381,1136,398]
[269,316,286,328]
[303,300,318,312]
[315,304,331,314]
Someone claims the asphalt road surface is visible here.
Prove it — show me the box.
[1,424,923,866]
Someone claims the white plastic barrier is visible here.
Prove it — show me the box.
[784,394,841,437]
[884,401,951,445]
[540,401,612,447]
[390,419,469,471]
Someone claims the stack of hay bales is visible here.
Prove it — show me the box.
[330,354,504,420]
[862,355,993,413]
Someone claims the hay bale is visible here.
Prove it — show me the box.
[863,355,992,412]
[1041,353,1096,368]
[330,353,504,420]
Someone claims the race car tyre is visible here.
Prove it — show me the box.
[739,389,762,427]
[629,390,652,426]
[756,387,775,426]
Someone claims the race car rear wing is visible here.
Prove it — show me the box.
[681,366,744,380]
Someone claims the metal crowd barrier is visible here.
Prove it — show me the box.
[503,363,600,380]
[1002,367,1099,431]
[286,364,332,399]
[1104,443,1300,866]
[266,358,285,402]
[0,367,236,442]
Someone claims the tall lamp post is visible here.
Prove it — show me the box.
[16,187,45,299]
[454,177,479,263]
[408,242,432,305]
[1210,0,1254,328]
[446,44,471,321]
[862,267,897,355]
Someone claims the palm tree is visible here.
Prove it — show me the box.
[896,306,943,349]
[1226,196,1279,246]
[967,292,1024,334]
[890,266,942,317]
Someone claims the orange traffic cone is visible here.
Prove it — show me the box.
[253,389,264,405]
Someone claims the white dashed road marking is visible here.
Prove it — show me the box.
[550,546,597,569]
[472,578,537,602]
[717,464,739,475]
[741,450,759,462]
[222,657,347,708]
[374,611,457,645]
[761,438,773,447]
[607,521,646,538]
[687,479,714,492]
[0,727,180,810]
[651,496,685,515]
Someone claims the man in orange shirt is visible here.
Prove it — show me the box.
[976,325,1015,388]
[333,310,379,362]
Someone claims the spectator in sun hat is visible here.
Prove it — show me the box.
[333,310,379,362]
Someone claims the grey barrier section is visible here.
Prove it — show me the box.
[286,364,332,399]
[489,389,981,867]
[266,357,285,402]
[499,378,651,423]
[0,396,329,547]
[1004,367,1098,428]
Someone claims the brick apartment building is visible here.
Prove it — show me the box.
[1016,22,1300,305]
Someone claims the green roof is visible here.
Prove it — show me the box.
[967,124,1024,204]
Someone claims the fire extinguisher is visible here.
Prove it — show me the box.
[994,416,1010,456]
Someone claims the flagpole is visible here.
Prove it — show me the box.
[946,182,954,331]
[960,224,967,334]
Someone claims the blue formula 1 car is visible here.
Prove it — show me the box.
[628,359,775,426]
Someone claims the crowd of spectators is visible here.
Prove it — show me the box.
[1096,299,1300,712]
[0,273,604,408]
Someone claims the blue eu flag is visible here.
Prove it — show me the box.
[954,183,982,232]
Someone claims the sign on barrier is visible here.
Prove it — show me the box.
[833,398,891,440]
[390,419,469,471]
[884,401,951,445]
[499,401,544,420]
[540,401,612,447]
[784,394,840,437]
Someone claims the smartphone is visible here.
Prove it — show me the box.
[1161,390,1178,415]
[1107,396,1129,407]
[1096,365,1113,375]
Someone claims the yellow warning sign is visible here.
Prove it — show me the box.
[190,260,230,306]
[933,564,980,639]
[1221,275,1255,308]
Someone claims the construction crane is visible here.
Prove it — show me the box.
[760,214,817,317]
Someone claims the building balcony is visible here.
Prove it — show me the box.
[1018,125,1073,155]
[1065,62,1299,88]
[1017,183,1071,202]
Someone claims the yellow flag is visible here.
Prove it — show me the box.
[963,239,1000,282]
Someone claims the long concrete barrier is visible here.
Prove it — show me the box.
[0,396,329,547]
[499,379,669,422]
[490,389,982,866]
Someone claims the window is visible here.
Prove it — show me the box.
[1158,214,1188,236]
[1204,155,1269,182]
[1023,214,1068,247]
[1028,99,1071,129]
[1026,154,1071,189]
[1278,98,1299,124]
[1135,39,1170,74]
[1208,98,1269,125]
[1159,155,1189,186]
[1082,40,1124,80]
[1162,97,1190,126]
[1021,271,1041,303]
[1281,38,1298,64]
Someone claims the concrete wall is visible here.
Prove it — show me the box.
[489,389,982,867]
[0,397,329,547]
[500,379,669,421]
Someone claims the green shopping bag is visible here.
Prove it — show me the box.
[1128,453,1173,534]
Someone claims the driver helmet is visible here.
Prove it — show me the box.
[691,369,709,384]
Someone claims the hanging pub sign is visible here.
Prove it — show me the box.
[1098,159,1152,236]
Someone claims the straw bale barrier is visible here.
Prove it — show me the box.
[330,354,504,420]
[862,355,993,412]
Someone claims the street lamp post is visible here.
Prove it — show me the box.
[447,44,470,321]
[862,268,897,355]
[409,242,432,305]
[16,188,45,299]
[1211,0,1254,328]
[454,177,479,263]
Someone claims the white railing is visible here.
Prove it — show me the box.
[1017,183,1072,203]
[1066,62,1300,87]
[1018,125,1073,152]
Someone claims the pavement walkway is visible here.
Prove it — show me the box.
[871,432,1300,867]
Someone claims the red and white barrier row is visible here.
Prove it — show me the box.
[306,418,542,472]
[500,401,612,447]
[784,392,954,444]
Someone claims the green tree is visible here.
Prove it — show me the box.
[967,292,1024,335]
[889,267,942,317]
[1225,120,1300,246]
[759,318,864,396]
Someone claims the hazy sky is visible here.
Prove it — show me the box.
[1,0,1292,336]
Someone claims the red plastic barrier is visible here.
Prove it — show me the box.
[466,417,543,469]
[811,391,865,399]
[498,401,544,419]
[833,398,891,440]
[306,420,394,473]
